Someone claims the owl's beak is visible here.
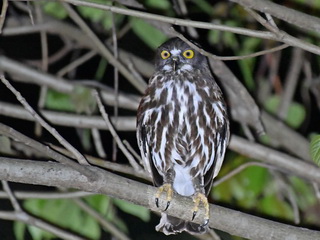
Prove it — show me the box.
[172,56,179,71]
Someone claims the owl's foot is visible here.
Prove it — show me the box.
[155,183,173,211]
[191,193,209,227]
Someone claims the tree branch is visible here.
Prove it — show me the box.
[0,56,140,111]
[0,157,319,240]
[230,0,320,33]
[61,0,320,55]
[0,102,136,131]
[229,136,320,184]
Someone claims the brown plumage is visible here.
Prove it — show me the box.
[137,38,230,235]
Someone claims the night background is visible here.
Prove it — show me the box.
[0,0,320,239]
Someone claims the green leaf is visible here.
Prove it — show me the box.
[192,0,213,15]
[237,38,261,90]
[264,95,306,128]
[145,0,170,10]
[45,90,75,112]
[71,86,97,114]
[290,176,316,209]
[105,205,129,233]
[23,198,102,240]
[42,2,67,19]
[77,5,105,23]
[208,30,220,45]
[13,222,26,240]
[258,194,293,220]
[212,154,269,208]
[113,199,150,222]
[0,135,13,155]
[85,194,110,214]
[95,58,108,80]
[130,17,167,49]
[27,226,48,240]
[310,134,320,166]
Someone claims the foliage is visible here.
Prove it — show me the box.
[13,195,150,240]
[310,134,320,166]
[264,95,306,129]
[1,0,319,240]
[213,155,285,216]
[16,197,102,240]
[130,17,168,50]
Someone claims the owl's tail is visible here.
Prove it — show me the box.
[156,213,207,235]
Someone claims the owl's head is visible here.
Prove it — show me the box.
[154,38,208,73]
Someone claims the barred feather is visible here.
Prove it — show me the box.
[136,38,230,235]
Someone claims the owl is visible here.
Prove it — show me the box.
[136,38,230,235]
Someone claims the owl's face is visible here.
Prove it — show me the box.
[154,38,208,73]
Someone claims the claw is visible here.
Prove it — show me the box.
[192,193,210,226]
[192,210,197,221]
[164,201,170,211]
[201,218,209,227]
[155,183,173,211]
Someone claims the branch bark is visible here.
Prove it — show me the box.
[230,0,320,33]
[229,136,320,184]
[0,157,319,240]
[0,56,140,111]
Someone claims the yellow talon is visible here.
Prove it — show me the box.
[192,193,210,226]
[155,183,173,211]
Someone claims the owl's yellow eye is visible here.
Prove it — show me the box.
[161,50,170,59]
[183,50,194,59]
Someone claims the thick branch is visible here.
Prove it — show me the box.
[229,136,320,184]
[230,0,320,33]
[0,56,140,111]
[0,102,136,131]
[0,158,319,240]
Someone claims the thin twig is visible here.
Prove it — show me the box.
[48,144,150,181]
[0,75,90,165]
[230,0,320,34]
[26,0,34,25]
[0,190,94,200]
[35,3,48,137]
[1,181,22,211]
[62,0,278,39]
[57,50,97,77]
[170,27,289,61]
[213,162,275,187]
[123,140,143,166]
[61,0,320,55]
[93,90,143,172]
[272,172,300,224]
[91,128,107,159]
[229,135,320,185]
[0,122,96,180]
[312,182,320,200]
[174,0,198,38]
[277,48,304,120]
[0,211,86,240]
[0,0,8,33]
[73,198,131,240]
[0,101,136,131]
[265,13,279,30]
[245,7,281,35]
[111,9,119,162]
[61,2,146,93]
[0,56,140,110]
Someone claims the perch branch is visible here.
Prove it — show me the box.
[0,158,319,240]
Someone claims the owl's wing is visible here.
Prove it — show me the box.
[137,117,164,187]
[203,121,230,194]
